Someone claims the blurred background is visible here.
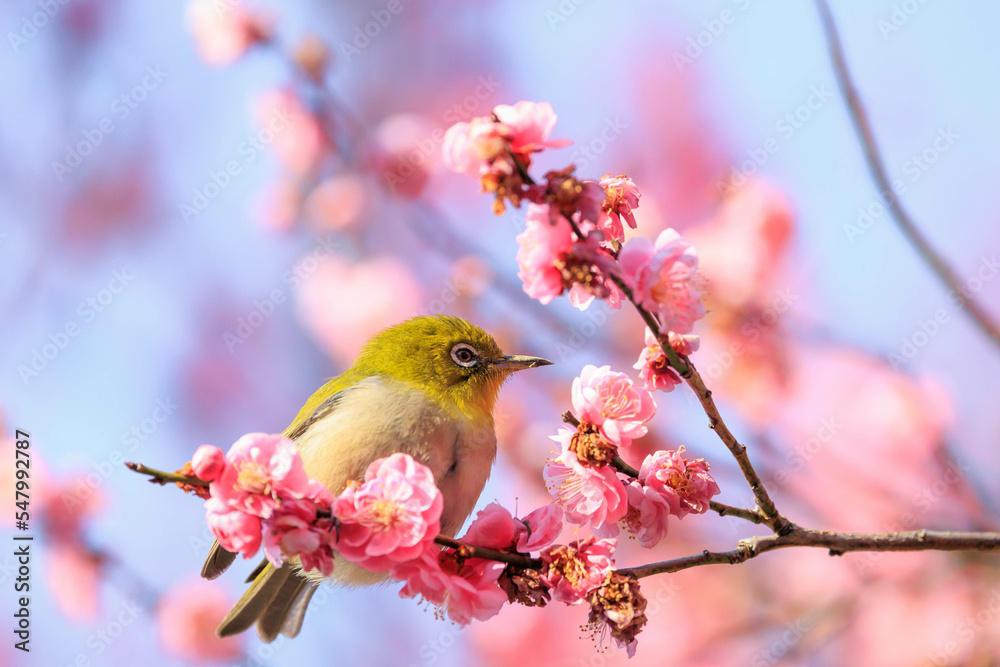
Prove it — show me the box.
[2,0,1000,665]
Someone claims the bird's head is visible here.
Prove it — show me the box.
[354,315,551,421]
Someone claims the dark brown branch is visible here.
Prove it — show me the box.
[815,0,1000,348]
[434,535,542,569]
[618,527,1000,579]
[709,501,768,525]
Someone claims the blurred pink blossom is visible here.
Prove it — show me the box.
[493,101,571,155]
[334,453,443,572]
[540,537,616,604]
[296,254,422,363]
[186,0,269,66]
[572,364,656,447]
[47,545,102,621]
[639,447,719,518]
[158,578,243,662]
[254,89,328,176]
[374,113,436,197]
[443,116,507,178]
[619,228,705,334]
[303,174,367,231]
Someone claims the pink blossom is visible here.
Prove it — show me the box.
[47,545,101,621]
[38,474,104,544]
[442,117,507,178]
[262,498,337,576]
[461,502,563,554]
[544,434,627,536]
[393,544,508,625]
[333,453,443,573]
[618,228,705,334]
[540,537,616,604]
[514,504,564,553]
[599,174,641,242]
[158,578,243,662]
[493,101,571,155]
[515,205,622,311]
[572,365,656,447]
[186,0,269,66]
[639,447,720,518]
[205,498,262,558]
[624,480,670,548]
[210,433,311,517]
[191,444,226,482]
[633,329,700,393]
[254,89,327,176]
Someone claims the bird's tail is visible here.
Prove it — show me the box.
[204,540,318,642]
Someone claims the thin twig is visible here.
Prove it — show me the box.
[815,0,1000,348]
[619,527,1000,579]
[434,536,542,569]
[125,462,208,486]
[709,501,768,525]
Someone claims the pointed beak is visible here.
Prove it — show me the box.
[493,355,553,371]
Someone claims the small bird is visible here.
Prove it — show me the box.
[203,315,551,641]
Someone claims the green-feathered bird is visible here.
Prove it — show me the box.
[202,315,551,641]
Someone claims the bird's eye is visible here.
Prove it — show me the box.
[450,343,479,368]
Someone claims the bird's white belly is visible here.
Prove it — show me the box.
[290,377,496,587]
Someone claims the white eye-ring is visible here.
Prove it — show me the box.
[450,343,479,368]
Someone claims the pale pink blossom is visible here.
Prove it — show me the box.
[210,433,311,517]
[262,498,337,576]
[539,537,616,604]
[599,174,641,242]
[254,89,327,176]
[624,480,670,548]
[393,544,508,625]
[38,474,104,544]
[633,329,700,393]
[158,578,243,662]
[515,205,622,311]
[514,504,564,553]
[375,114,436,197]
[47,545,101,621]
[304,174,367,231]
[618,228,705,334]
[639,447,720,518]
[461,502,563,554]
[191,444,226,482]
[186,0,269,67]
[572,365,656,447]
[492,101,571,155]
[544,435,627,536]
[205,499,262,558]
[334,453,443,573]
[442,117,507,177]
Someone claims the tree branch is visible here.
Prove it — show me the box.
[434,536,542,570]
[125,462,208,487]
[618,526,1000,579]
[815,0,1000,348]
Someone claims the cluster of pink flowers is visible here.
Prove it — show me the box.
[544,366,720,550]
[634,328,701,393]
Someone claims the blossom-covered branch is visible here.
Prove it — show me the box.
[815,0,1000,349]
